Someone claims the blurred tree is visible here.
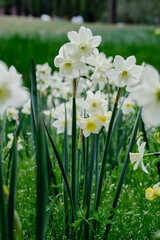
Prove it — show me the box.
[109,0,117,23]
[42,0,49,14]
[64,0,72,19]
[15,0,21,15]
[4,0,13,14]
[55,0,62,16]
[75,0,80,15]
[32,0,40,16]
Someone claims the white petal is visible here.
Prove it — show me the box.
[141,161,149,174]
[125,56,136,69]
[54,56,64,67]
[68,31,79,43]
[141,66,160,89]
[114,55,125,70]
[142,101,160,127]
[90,36,101,47]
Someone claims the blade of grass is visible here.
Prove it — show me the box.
[84,134,96,239]
[8,135,18,240]
[94,87,122,211]
[103,108,142,239]
[44,121,76,222]
[141,118,150,151]
[62,104,69,238]
[72,78,77,212]
[30,59,38,151]
[36,115,49,240]
[0,116,9,240]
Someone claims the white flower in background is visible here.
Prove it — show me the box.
[88,53,113,74]
[6,107,19,122]
[121,95,135,115]
[36,63,52,92]
[96,110,112,131]
[130,138,148,173]
[91,72,108,90]
[81,90,108,116]
[22,99,31,115]
[66,26,101,59]
[131,66,160,127]
[78,115,102,137]
[54,45,86,78]
[43,108,54,118]
[36,63,52,81]
[6,133,23,151]
[107,55,144,90]
[52,112,72,135]
[0,63,28,115]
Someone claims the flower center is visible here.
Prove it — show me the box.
[65,63,72,68]
[0,85,11,102]
[97,115,107,123]
[156,89,160,101]
[80,43,87,51]
[92,102,97,108]
[41,70,46,74]
[122,71,128,77]
[126,102,131,108]
[86,120,96,132]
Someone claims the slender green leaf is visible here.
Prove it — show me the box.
[95,87,122,211]
[84,134,96,239]
[30,59,38,151]
[0,117,9,240]
[62,104,69,238]
[72,95,77,212]
[8,135,18,240]
[36,115,49,240]
[44,121,76,222]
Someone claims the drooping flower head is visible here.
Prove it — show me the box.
[130,138,148,173]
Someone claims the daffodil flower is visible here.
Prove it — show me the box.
[145,182,160,200]
[130,138,148,173]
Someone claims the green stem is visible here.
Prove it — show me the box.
[72,78,77,213]
[94,87,121,211]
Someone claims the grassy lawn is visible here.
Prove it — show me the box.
[1,17,160,239]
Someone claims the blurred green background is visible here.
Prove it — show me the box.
[0,16,160,88]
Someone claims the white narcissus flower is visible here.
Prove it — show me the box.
[96,111,112,132]
[6,107,19,122]
[121,96,135,115]
[54,45,86,78]
[52,112,72,135]
[0,63,28,115]
[131,66,160,127]
[78,116,102,137]
[81,90,108,116]
[129,138,148,173]
[91,72,108,91]
[66,26,101,59]
[43,108,54,118]
[6,133,23,151]
[107,55,144,90]
[145,182,160,200]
